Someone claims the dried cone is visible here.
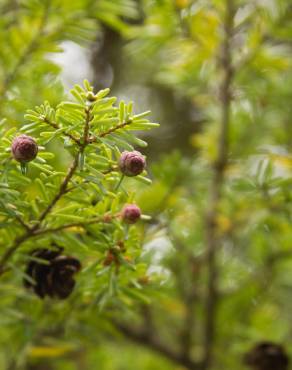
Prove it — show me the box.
[24,248,81,299]
[244,342,289,370]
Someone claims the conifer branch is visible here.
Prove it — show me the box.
[34,214,117,236]
[14,213,32,232]
[88,119,132,143]
[99,120,132,137]
[43,117,81,146]
[0,103,93,275]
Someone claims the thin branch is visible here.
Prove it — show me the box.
[0,231,33,275]
[34,214,117,236]
[140,304,155,339]
[35,107,92,225]
[0,153,79,274]
[36,152,80,225]
[0,104,93,275]
[14,213,32,232]
[114,321,203,370]
[43,117,81,146]
[180,257,200,359]
[167,234,200,359]
[64,166,116,194]
[0,214,117,276]
[88,119,132,143]
[202,1,235,369]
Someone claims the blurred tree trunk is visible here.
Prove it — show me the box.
[90,25,203,158]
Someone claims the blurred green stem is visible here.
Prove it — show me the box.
[202,0,235,369]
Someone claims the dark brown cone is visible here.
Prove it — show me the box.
[243,342,289,370]
[24,248,81,299]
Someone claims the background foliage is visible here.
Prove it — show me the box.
[0,0,292,370]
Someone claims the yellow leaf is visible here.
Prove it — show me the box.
[66,226,85,233]
[216,215,232,233]
[28,345,73,358]
[175,0,189,9]
[269,154,292,168]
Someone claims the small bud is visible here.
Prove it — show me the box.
[117,240,126,252]
[121,204,141,224]
[86,91,97,102]
[103,214,113,223]
[103,251,115,266]
[118,151,146,177]
[12,135,38,163]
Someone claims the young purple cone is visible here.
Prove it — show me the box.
[118,150,146,177]
[121,204,141,224]
[11,134,38,163]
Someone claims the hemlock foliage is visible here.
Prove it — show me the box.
[1,0,292,370]
[0,81,158,368]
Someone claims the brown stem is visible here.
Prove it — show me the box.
[43,117,81,146]
[64,166,116,194]
[202,1,235,369]
[114,321,203,370]
[88,119,132,143]
[34,214,117,236]
[33,106,91,225]
[0,231,33,275]
[0,153,79,275]
[180,272,198,359]
[169,236,199,360]
[14,213,32,232]
[36,154,80,225]
[0,215,114,273]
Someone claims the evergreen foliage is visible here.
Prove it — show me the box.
[0,80,158,368]
[1,0,292,370]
